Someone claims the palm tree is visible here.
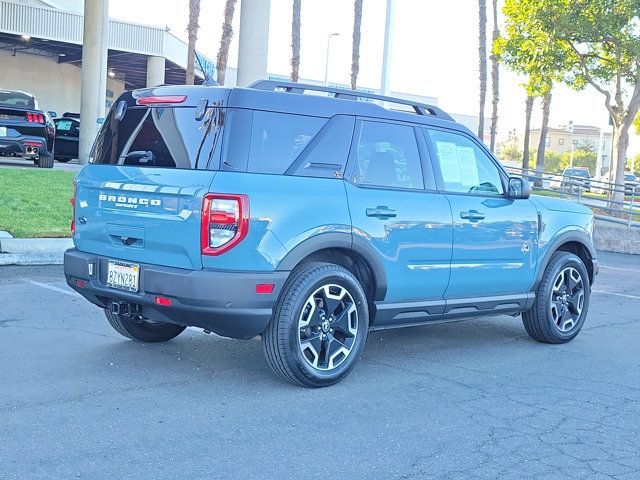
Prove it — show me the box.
[535,89,552,187]
[290,0,301,82]
[489,0,499,152]
[216,0,238,85]
[522,94,535,172]
[185,0,201,85]
[350,0,363,90]
[477,0,487,141]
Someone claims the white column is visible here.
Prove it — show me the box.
[146,56,166,87]
[79,0,109,164]
[236,0,270,87]
[380,0,395,97]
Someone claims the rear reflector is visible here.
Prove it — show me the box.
[136,95,187,106]
[155,296,172,307]
[75,279,86,288]
[24,140,42,147]
[256,284,275,294]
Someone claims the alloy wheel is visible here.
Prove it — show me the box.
[549,266,585,333]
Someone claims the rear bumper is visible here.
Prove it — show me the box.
[0,135,50,157]
[64,248,289,340]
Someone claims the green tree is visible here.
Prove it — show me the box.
[350,0,363,90]
[216,0,237,85]
[498,145,522,163]
[508,0,640,207]
[628,154,640,173]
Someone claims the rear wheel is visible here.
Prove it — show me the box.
[104,309,186,343]
[37,151,54,168]
[263,262,369,387]
[522,251,590,344]
[55,156,71,163]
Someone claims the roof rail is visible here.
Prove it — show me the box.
[248,80,454,121]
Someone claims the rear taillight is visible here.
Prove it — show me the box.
[201,194,249,256]
[26,112,45,123]
[70,182,77,235]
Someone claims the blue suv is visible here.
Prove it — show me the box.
[64,81,598,387]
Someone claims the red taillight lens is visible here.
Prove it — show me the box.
[201,193,249,256]
[136,95,187,106]
[155,296,172,307]
[26,112,44,123]
[70,182,77,235]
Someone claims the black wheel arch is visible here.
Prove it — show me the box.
[535,230,597,288]
[276,232,388,302]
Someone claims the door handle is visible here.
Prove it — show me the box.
[460,210,485,222]
[366,206,397,219]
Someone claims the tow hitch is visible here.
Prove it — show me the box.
[109,301,140,319]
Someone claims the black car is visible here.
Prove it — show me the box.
[0,89,55,168]
[53,113,80,163]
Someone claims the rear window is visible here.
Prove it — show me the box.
[91,106,222,170]
[565,169,589,178]
[247,111,326,174]
[0,91,35,109]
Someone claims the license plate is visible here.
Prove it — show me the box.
[106,261,139,292]
[0,127,6,137]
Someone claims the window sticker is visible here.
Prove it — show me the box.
[435,141,461,184]
[456,146,479,187]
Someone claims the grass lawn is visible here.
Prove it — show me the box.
[0,168,75,238]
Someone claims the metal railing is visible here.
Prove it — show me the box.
[506,166,640,228]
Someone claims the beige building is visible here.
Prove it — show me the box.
[529,125,613,167]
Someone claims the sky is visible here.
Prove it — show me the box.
[109,0,638,154]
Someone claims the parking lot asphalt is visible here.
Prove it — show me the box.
[1,252,639,480]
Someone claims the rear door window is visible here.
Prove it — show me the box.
[91,106,222,170]
[351,121,424,190]
[247,111,326,174]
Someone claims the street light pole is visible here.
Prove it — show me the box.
[324,32,340,87]
[380,0,395,97]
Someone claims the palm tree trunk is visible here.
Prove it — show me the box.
[489,0,499,152]
[535,90,552,187]
[350,0,363,90]
[216,0,237,85]
[290,0,301,82]
[477,0,487,141]
[522,95,534,172]
[186,0,201,85]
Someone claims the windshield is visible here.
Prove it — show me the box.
[625,174,637,181]
[0,90,35,109]
[565,169,589,178]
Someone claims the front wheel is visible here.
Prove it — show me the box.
[104,309,186,343]
[522,251,590,344]
[262,262,369,387]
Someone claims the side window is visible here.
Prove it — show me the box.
[353,121,424,190]
[247,111,326,174]
[426,129,504,196]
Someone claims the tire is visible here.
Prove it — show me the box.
[55,156,71,163]
[104,309,186,343]
[37,151,54,168]
[522,251,590,344]
[263,262,369,388]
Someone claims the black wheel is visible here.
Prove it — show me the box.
[55,156,71,163]
[37,151,54,168]
[263,262,369,388]
[522,251,590,344]
[104,309,186,343]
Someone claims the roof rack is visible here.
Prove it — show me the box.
[248,80,454,121]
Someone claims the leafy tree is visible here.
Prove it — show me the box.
[216,0,238,85]
[498,145,523,163]
[628,154,640,174]
[350,0,364,90]
[186,0,201,85]
[290,0,301,82]
[478,0,487,140]
[509,0,640,207]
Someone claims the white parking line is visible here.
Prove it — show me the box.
[593,289,640,300]
[600,265,640,274]
[23,279,81,297]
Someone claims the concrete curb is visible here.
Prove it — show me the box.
[593,222,640,255]
[0,237,73,266]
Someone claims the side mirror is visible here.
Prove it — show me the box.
[508,177,531,199]
[48,111,57,119]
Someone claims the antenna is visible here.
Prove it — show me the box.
[195,53,219,86]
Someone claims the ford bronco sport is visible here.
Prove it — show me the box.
[64,81,598,387]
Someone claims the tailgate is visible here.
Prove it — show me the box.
[74,166,216,269]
